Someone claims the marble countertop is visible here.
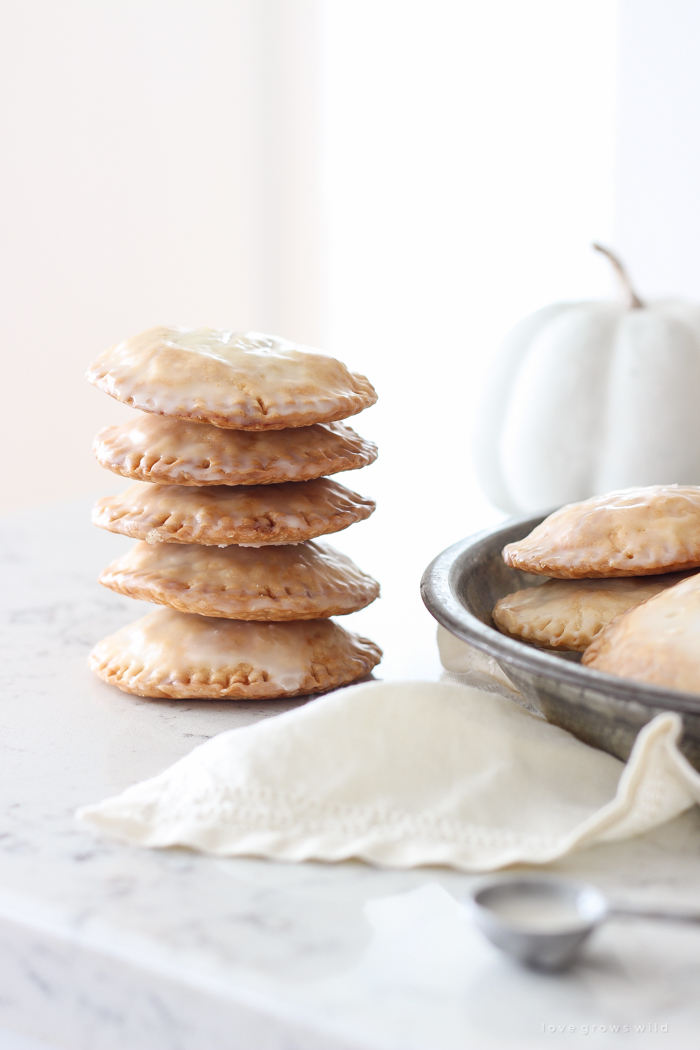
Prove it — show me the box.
[2,497,700,1049]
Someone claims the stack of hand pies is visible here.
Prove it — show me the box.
[494,485,700,694]
[86,326,382,700]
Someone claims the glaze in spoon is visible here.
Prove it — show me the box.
[465,874,700,971]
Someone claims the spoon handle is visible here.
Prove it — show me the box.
[609,906,700,925]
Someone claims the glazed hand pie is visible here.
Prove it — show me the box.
[493,573,692,652]
[93,416,378,486]
[98,539,380,620]
[503,485,700,578]
[89,607,382,699]
[86,327,377,430]
[92,478,375,546]
[582,572,700,693]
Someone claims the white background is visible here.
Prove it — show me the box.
[0,0,322,508]
[0,0,616,515]
[318,0,617,676]
[615,0,700,297]
[0,0,621,682]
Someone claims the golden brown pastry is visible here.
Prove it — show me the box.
[98,540,380,620]
[582,572,700,693]
[503,485,700,578]
[92,478,375,546]
[89,608,382,699]
[86,327,377,429]
[493,573,693,652]
[93,416,377,486]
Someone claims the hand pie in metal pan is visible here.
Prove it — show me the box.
[582,571,700,693]
[92,478,375,547]
[98,540,380,620]
[503,485,700,578]
[93,416,377,486]
[89,608,382,699]
[86,327,377,430]
[493,572,693,652]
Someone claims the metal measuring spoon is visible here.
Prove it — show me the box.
[465,874,700,971]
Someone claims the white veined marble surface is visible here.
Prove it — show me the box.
[1,497,700,1050]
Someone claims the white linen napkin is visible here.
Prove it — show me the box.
[77,678,700,871]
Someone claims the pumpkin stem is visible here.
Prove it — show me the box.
[592,243,644,309]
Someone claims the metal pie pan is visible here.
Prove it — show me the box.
[420,513,700,771]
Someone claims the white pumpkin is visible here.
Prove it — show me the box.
[474,245,700,515]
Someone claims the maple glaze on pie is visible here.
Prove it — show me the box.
[503,486,700,578]
[89,608,382,699]
[93,415,377,486]
[493,572,693,652]
[98,539,380,620]
[87,327,377,430]
[582,571,700,693]
[92,478,375,546]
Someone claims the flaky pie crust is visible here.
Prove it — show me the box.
[98,539,380,620]
[493,573,692,652]
[89,608,382,699]
[86,327,377,430]
[93,416,378,486]
[581,571,700,693]
[92,478,375,546]
[503,486,700,578]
